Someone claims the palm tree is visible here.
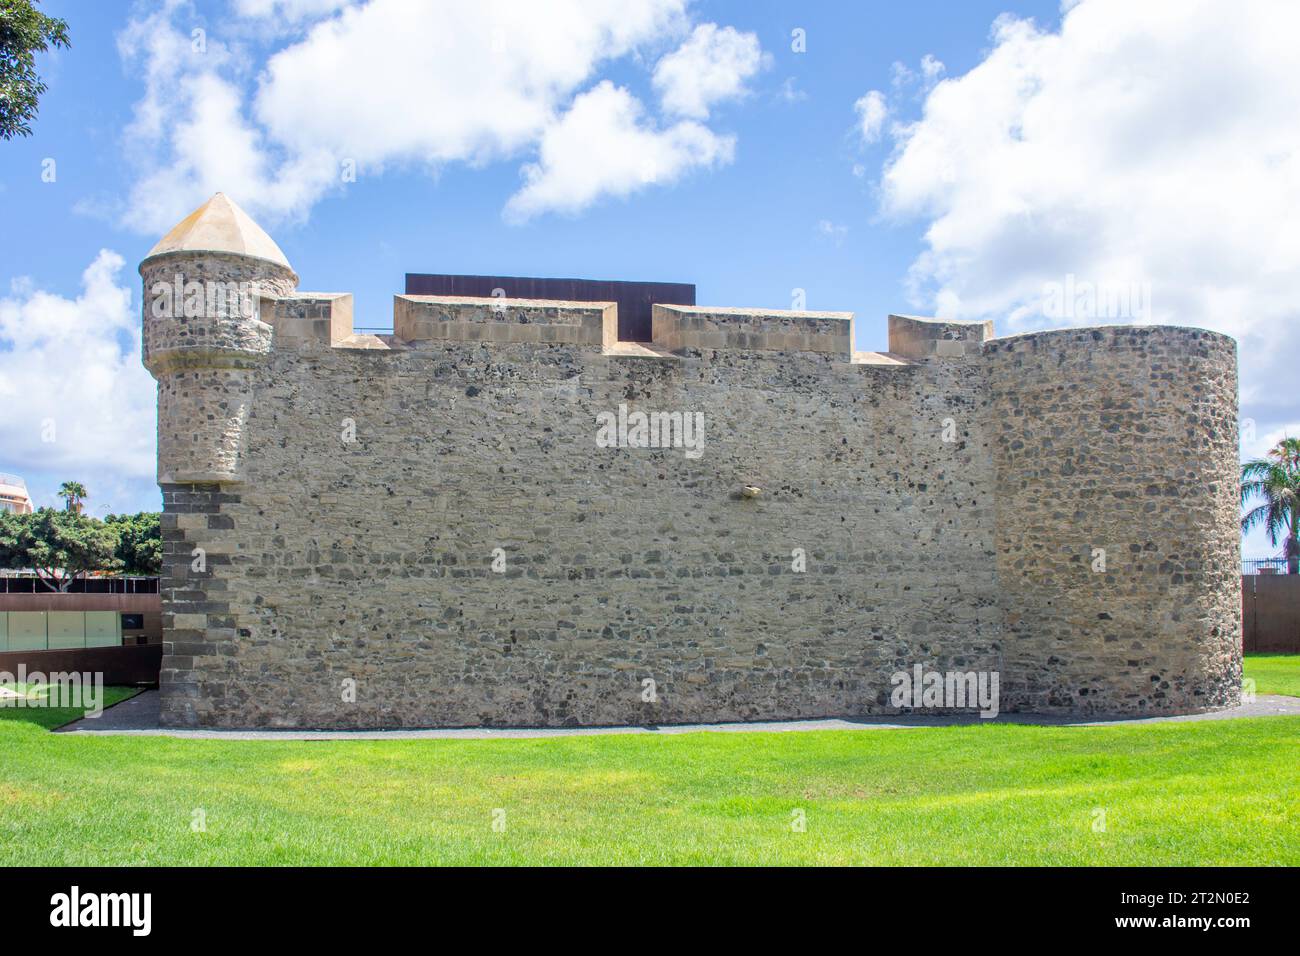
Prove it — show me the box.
[1241,437,1300,573]
[57,481,87,514]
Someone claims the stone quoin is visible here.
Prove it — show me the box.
[141,194,1242,729]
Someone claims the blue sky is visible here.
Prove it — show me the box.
[0,0,1295,558]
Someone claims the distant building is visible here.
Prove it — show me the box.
[0,474,33,514]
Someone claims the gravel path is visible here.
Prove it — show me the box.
[55,689,1300,740]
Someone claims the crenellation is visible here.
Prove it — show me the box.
[888,313,993,362]
[394,295,614,348]
[265,292,354,348]
[653,304,852,355]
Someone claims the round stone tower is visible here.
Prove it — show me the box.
[140,193,298,484]
[984,325,1241,715]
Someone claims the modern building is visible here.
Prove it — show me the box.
[0,573,164,686]
[0,473,34,514]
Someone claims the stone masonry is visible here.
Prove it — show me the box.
[141,195,1242,728]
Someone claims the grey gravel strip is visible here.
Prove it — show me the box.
[53,690,1300,741]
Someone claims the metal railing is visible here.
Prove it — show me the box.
[0,575,160,593]
[0,473,26,488]
[1244,558,1298,575]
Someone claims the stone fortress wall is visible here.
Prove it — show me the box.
[141,196,1241,729]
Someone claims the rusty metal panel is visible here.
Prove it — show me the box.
[1249,573,1300,653]
[0,644,163,685]
[405,273,695,342]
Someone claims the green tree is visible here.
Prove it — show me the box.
[1242,436,1300,574]
[104,511,162,576]
[57,479,87,513]
[0,508,25,568]
[0,0,70,140]
[0,508,119,591]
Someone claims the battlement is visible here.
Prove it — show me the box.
[652,304,852,355]
[395,295,615,347]
[888,313,992,361]
[136,194,997,365]
[244,293,1001,367]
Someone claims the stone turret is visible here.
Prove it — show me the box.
[984,326,1241,713]
[140,193,298,484]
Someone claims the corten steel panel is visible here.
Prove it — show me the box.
[0,592,161,613]
[0,644,163,685]
[1242,576,1256,652]
[405,273,695,343]
[1250,574,1300,653]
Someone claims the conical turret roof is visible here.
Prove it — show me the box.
[145,193,293,270]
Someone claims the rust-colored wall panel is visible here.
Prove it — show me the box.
[0,644,162,685]
[1242,574,1300,653]
[405,273,695,342]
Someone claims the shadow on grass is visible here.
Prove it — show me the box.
[0,685,143,731]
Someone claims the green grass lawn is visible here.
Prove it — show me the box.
[1244,653,1300,698]
[0,656,1295,866]
[0,684,140,731]
[0,714,1294,866]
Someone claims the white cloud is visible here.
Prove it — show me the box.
[254,0,687,165]
[777,77,807,104]
[652,23,763,119]
[1244,423,1300,462]
[0,251,156,481]
[116,1,313,232]
[233,0,350,21]
[870,0,1300,427]
[890,55,947,94]
[854,90,888,143]
[504,81,733,221]
[116,0,748,232]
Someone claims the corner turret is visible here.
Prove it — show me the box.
[140,193,298,484]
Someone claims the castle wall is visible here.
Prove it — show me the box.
[985,326,1241,713]
[154,299,1006,728]
[143,252,1242,728]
